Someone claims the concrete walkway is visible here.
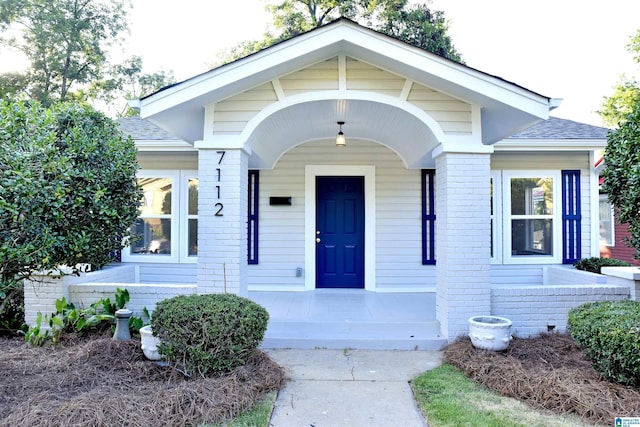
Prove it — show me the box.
[266,349,443,427]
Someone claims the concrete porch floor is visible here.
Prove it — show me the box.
[248,290,447,350]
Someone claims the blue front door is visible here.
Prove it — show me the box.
[316,176,365,288]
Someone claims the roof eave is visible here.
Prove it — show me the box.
[137,19,553,143]
[134,140,196,151]
[494,138,607,151]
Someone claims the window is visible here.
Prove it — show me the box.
[185,175,199,258]
[490,172,502,263]
[599,194,614,246]
[123,171,197,263]
[498,171,563,264]
[509,176,555,256]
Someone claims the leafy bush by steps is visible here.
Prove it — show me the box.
[25,288,147,346]
[151,293,269,377]
[568,299,640,386]
[573,257,630,274]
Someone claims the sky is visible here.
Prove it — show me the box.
[2,0,640,127]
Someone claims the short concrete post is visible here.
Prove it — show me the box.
[113,309,132,340]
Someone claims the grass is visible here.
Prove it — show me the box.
[411,364,602,427]
[211,391,277,427]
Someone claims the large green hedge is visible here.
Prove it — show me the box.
[568,300,640,386]
[0,100,141,293]
[151,293,269,377]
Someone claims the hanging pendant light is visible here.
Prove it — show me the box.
[336,121,346,147]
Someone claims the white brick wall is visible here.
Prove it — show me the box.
[68,283,197,317]
[491,284,629,337]
[23,264,136,326]
[435,151,492,340]
[543,265,607,285]
[197,148,249,295]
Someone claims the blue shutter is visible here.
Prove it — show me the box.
[562,170,581,264]
[422,169,436,265]
[247,170,259,264]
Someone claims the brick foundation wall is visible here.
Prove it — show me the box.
[491,285,629,337]
[24,264,136,326]
[68,283,198,317]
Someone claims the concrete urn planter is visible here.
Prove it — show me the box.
[139,325,162,361]
[468,316,513,351]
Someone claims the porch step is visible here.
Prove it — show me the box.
[261,320,447,351]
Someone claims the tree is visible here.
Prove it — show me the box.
[0,0,130,105]
[376,2,462,61]
[0,100,142,298]
[601,101,640,259]
[216,0,462,65]
[87,55,176,117]
[599,29,640,127]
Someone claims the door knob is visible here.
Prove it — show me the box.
[316,238,321,243]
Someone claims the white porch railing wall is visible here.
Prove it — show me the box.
[22,263,640,345]
[23,264,196,326]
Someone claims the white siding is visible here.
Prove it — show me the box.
[137,263,197,284]
[248,139,434,291]
[138,152,198,170]
[407,83,472,134]
[491,152,589,170]
[490,264,544,286]
[281,58,339,96]
[215,82,279,134]
[345,58,404,97]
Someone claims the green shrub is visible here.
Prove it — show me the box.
[0,281,25,336]
[573,257,630,274]
[568,300,640,386]
[151,293,269,377]
[25,288,147,346]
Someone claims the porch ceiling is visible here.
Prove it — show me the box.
[247,99,438,169]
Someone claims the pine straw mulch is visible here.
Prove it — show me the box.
[444,333,640,425]
[0,334,286,427]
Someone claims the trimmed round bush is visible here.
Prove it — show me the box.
[568,300,640,386]
[151,293,269,377]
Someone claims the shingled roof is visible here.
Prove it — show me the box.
[116,116,183,141]
[508,116,609,140]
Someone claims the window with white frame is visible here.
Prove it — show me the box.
[490,172,502,263]
[493,171,562,264]
[599,194,614,246]
[123,171,197,263]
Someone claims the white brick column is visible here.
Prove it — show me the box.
[435,151,492,341]
[197,148,249,296]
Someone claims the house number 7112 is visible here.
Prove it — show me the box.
[215,150,225,216]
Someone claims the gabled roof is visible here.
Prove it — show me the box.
[134,18,555,149]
